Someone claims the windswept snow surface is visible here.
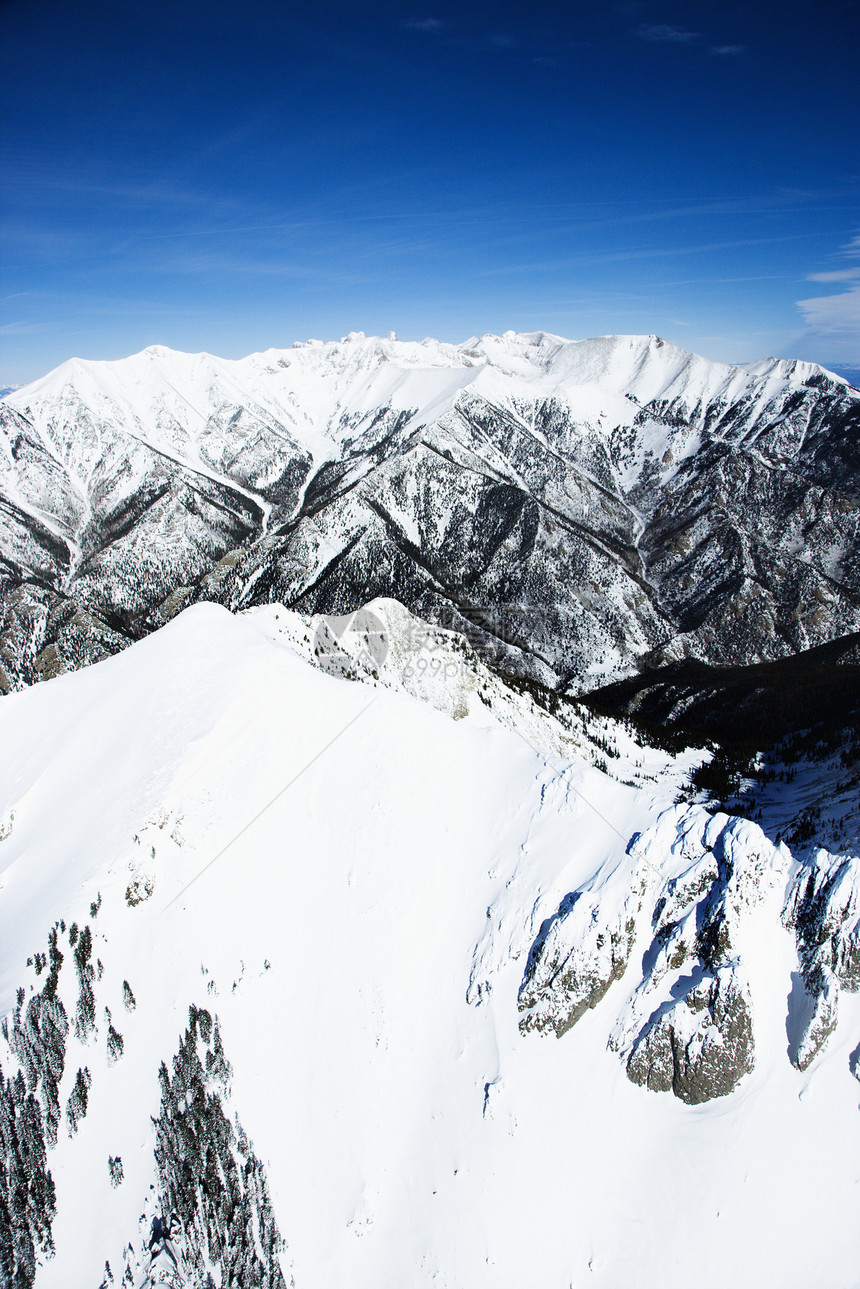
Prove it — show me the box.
[1,603,859,1288]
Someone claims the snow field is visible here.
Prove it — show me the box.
[0,603,858,1288]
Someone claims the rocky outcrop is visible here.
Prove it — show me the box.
[518,807,790,1103]
[613,815,785,1102]
[784,850,860,989]
[517,851,650,1037]
[783,850,860,1068]
[786,969,840,1072]
[623,964,754,1103]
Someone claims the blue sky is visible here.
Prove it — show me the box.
[1,0,858,384]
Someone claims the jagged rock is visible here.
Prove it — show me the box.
[786,968,840,1071]
[624,964,755,1103]
[782,850,860,1067]
[605,811,785,1102]
[784,850,860,991]
[517,848,650,1037]
[515,808,783,1104]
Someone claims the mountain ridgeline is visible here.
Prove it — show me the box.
[1,330,859,704]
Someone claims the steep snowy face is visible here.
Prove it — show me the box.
[1,603,859,1289]
[2,331,859,693]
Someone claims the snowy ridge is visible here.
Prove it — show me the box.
[250,595,699,792]
[6,331,849,457]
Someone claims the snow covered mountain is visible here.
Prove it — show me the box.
[1,333,859,1286]
[1,601,859,1288]
[2,331,859,694]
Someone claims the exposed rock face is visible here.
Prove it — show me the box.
[518,807,789,1103]
[613,815,784,1102]
[784,850,860,990]
[783,850,860,1068]
[517,852,650,1038]
[786,969,840,1072]
[623,964,754,1104]
[2,332,858,691]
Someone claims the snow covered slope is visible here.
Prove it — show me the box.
[1,602,859,1288]
[2,332,858,694]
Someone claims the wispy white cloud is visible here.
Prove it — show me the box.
[796,283,860,330]
[0,322,47,335]
[794,232,860,362]
[806,268,860,283]
[636,23,699,43]
[482,231,815,277]
[634,24,747,56]
[403,18,444,32]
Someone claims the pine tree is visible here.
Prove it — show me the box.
[72,925,96,1041]
[150,1005,288,1288]
[65,1067,91,1136]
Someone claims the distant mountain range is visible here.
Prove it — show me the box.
[831,363,860,388]
[1,331,859,696]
